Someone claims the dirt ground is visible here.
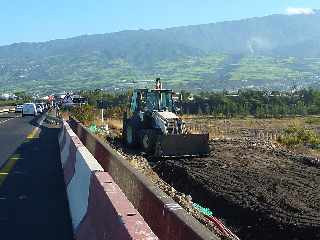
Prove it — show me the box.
[183,116,317,137]
[154,139,320,240]
[101,116,320,239]
[105,136,234,239]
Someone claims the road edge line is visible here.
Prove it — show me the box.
[0,114,46,186]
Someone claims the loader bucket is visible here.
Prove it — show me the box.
[154,133,209,157]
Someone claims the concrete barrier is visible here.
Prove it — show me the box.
[59,121,157,240]
[69,117,218,240]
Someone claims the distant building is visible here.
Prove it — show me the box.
[0,93,10,100]
[0,93,17,100]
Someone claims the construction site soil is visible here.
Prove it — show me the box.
[106,132,320,240]
[154,138,320,240]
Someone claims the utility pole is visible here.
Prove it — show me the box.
[100,89,104,125]
[101,107,104,124]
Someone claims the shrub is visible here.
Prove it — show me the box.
[305,117,320,125]
[70,105,95,125]
[278,125,320,149]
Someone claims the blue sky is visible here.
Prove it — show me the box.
[1,0,320,46]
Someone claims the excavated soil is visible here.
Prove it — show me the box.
[153,139,320,240]
[105,120,320,240]
[105,135,233,239]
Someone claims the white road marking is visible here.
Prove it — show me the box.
[165,203,183,211]
[0,118,13,125]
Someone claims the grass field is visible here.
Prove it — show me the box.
[229,56,312,82]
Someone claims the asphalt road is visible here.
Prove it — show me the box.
[0,112,73,239]
[0,112,34,167]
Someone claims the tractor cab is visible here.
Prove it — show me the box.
[129,89,148,113]
[130,88,175,114]
[147,89,174,112]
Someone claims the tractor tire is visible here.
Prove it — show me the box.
[124,121,138,147]
[141,130,156,154]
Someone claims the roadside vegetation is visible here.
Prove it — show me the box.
[180,88,320,118]
[278,126,320,149]
[0,92,32,107]
[79,89,128,118]
[69,104,95,125]
[0,99,19,107]
[69,88,320,123]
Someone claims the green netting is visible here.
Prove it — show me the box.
[87,124,109,134]
[88,124,98,134]
[193,203,213,217]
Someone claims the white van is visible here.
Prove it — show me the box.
[22,103,37,117]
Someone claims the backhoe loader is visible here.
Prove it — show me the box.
[122,78,209,157]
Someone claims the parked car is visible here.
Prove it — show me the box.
[22,103,37,116]
[15,105,23,113]
[36,104,43,113]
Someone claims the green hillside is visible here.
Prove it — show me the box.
[1,53,320,93]
[230,56,311,82]
[2,11,320,93]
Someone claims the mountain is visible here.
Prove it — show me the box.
[1,11,320,93]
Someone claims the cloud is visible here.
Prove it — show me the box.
[286,7,315,15]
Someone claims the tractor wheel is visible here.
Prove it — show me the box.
[141,131,156,154]
[124,121,138,147]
